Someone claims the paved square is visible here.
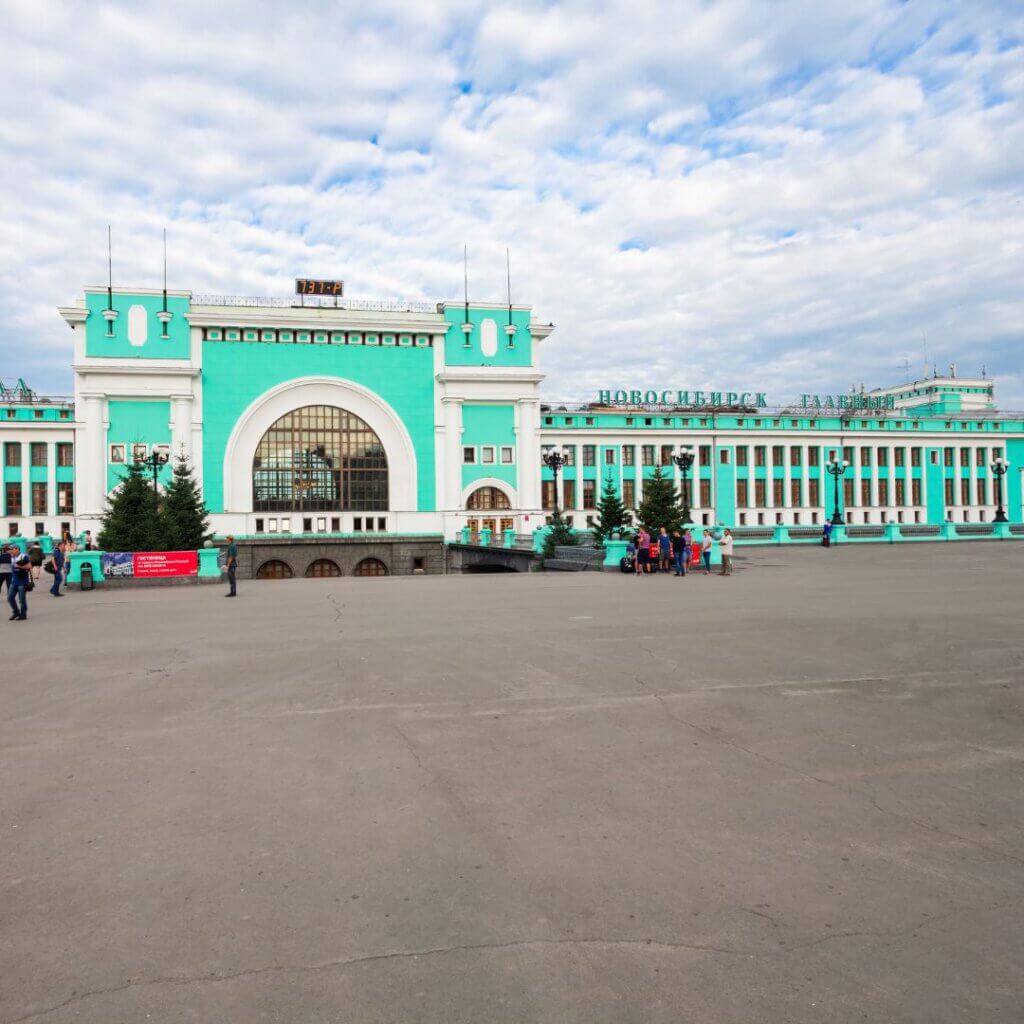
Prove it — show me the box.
[3,543,1024,1023]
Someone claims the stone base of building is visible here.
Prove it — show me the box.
[235,535,446,580]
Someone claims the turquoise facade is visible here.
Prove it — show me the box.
[461,403,517,490]
[442,305,533,367]
[106,400,172,492]
[85,290,191,360]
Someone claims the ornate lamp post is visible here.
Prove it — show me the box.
[672,446,696,524]
[542,447,570,515]
[991,456,1011,523]
[137,448,170,496]
[826,456,849,526]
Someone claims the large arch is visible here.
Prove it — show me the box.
[223,377,418,514]
[460,477,517,510]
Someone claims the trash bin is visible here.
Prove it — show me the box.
[80,562,94,591]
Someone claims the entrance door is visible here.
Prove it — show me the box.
[499,517,514,534]
[482,517,497,535]
[467,517,480,541]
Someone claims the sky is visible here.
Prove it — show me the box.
[1,0,1022,407]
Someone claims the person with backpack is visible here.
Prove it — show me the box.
[8,553,30,621]
[0,545,12,596]
[28,541,44,582]
[49,542,65,597]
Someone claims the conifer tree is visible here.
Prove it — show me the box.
[636,465,684,535]
[591,471,630,547]
[97,459,163,552]
[161,455,212,551]
[542,506,578,560]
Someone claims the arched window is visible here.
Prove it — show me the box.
[466,486,511,511]
[256,559,293,579]
[305,558,341,578]
[253,405,388,513]
[353,557,389,577]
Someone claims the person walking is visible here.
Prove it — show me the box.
[635,527,650,576]
[28,541,43,582]
[671,530,686,576]
[681,529,692,576]
[49,542,65,597]
[0,544,12,596]
[8,552,30,621]
[658,527,671,573]
[624,534,637,574]
[822,521,832,547]
[701,529,713,575]
[719,528,734,576]
[224,535,238,597]
[83,530,93,551]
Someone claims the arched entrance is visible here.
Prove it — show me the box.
[253,405,388,512]
[465,484,514,541]
[256,559,293,579]
[305,558,342,577]
[353,557,389,577]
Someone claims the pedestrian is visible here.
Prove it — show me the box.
[719,528,734,576]
[671,530,686,576]
[624,534,637,574]
[822,521,832,548]
[648,536,660,573]
[224,534,238,597]
[50,542,65,596]
[83,530,93,551]
[681,529,692,575]
[28,541,43,582]
[658,527,671,572]
[0,544,11,596]
[635,527,648,575]
[8,552,30,621]
[701,529,712,575]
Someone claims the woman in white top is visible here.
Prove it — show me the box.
[701,530,712,575]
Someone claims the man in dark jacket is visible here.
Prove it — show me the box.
[0,545,12,595]
[9,553,30,620]
[50,543,65,597]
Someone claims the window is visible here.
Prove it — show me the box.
[808,448,820,467]
[720,449,730,464]
[31,482,47,514]
[56,443,73,467]
[585,417,595,426]
[861,480,870,505]
[256,560,293,579]
[353,558,388,577]
[976,447,986,467]
[754,446,766,467]
[34,410,43,419]
[789,446,802,466]
[377,517,387,532]
[583,479,597,507]
[583,445,596,466]
[466,487,510,511]
[305,559,341,577]
[500,446,514,464]
[878,480,889,505]
[331,517,340,531]
[772,446,784,467]
[110,444,126,464]
[412,557,426,573]
[699,445,711,467]
[912,479,922,505]
[57,483,73,514]
[5,482,21,515]
[563,446,575,466]
[860,446,871,465]
[255,518,265,533]
[604,448,616,465]
[894,448,905,467]
[877,447,888,467]
[736,479,749,506]
[253,405,388,512]
[35,522,44,536]
[736,447,747,467]
[790,480,801,506]
[4,443,20,467]
[621,445,634,466]
[563,480,575,509]
[944,447,954,467]
[895,480,905,506]
[302,518,313,532]
[809,479,820,505]
[961,479,970,504]
[622,479,635,508]
[976,479,986,504]
[843,446,854,464]
[660,445,673,466]
[773,480,784,505]
[132,443,148,462]
[911,447,921,467]
[844,479,854,507]
[481,446,495,464]
[641,445,655,466]
[30,442,47,467]
[754,479,766,507]
[542,480,556,509]
[699,480,711,506]
[463,447,476,464]
[959,448,969,467]
[944,479,954,504]
[154,443,170,462]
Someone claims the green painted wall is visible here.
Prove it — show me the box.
[442,305,533,367]
[106,400,172,492]
[461,403,517,490]
[925,450,946,525]
[85,291,191,360]
[201,341,436,514]
[715,450,736,526]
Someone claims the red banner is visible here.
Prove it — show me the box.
[133,551,198,578]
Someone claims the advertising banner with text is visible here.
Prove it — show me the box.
[133,551,198,578]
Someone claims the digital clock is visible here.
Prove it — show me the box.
[295,279,344,296]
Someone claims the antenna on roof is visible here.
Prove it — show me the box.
[900,357,911,383]
[106,225,113,312]
[158,228,173,338]
[162,228,168,313]
[505,248,516,348]
[461,245,472,347]
[981,364,987,378]
[921,330,928,380]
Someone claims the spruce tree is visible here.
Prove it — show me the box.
[636,465,684,535]
[161,455,212,551]
[591,471,630,547]
[97,459,163,552]
[542,506,578,560]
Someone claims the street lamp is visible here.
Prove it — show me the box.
[672,446,696,524]
[826,457,849,526]
[542,446,570,515]
[991,456,1011,523]
[137,448,170,496]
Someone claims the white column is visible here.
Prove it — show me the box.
[442,398,463,514]
[76,395,106,519]
[516,399,541,511]
[870,445,880,509]
[783,445,792,511]
[852,445,862,513]
[47,441,57,519]
[801,445,810,510]
[20,442,29,525]
[171,395,193,463]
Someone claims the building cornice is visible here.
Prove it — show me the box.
[185,307,446,334]
[73,362,200,378]
[437,369,546,385]
[58,305,88,326]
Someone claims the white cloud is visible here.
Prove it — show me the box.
[0,0,1021,408]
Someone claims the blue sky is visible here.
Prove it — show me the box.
[1,0,1022,406]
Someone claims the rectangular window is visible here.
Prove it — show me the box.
[699,445,711,467]
[56,443,73,467]
[641,445,655,466]
[894,448,905,467]
[255,518,265,533]
[772,446,784,467]
[331,517,340,531]
[4,443,20,467]
[790,480,801,506]
[736,479,749,506]
[500,446,514,464]
[773,479,784,505]
[789,446,802,466]
[377,517,386,532]
[877,447,888,467]
[912,479,921,505]
[353,517,363,532]
[754,479,766,507]
[860,446,871,465]
[57,482,73,514]
[895,479,905,506]
[976,447,986,467]
[110,444,125,464]
[861,480,870,505]
[961,479,970,504]
[481,446,495,464]
[622,479,635,508]
[132,443,148,462]
[843,446,854,464]
[542,480,556,509]
[5,482,21,515]
[878,479,889,505]
[808,448,820,467]
[700,479,711,506]
[959,448,969,468]
[809,479,820,505]
[582,445,595,466]
[604,448,616,465]
[911,447,921,467]
[976,478,986,504]
[736,447,748,467]
[30,442,47,467]
[944,447,954,467]
[583,479,597,508]
[844,479,854,507]
[463,446,476,464]
[660,445,674,466]
[754,446,766,467]
[621,445,634,466]
[31,482,47,514]
[303,517,312,533]
[563,479,575,509]
[720,449,730,464]
[944,479,954,504]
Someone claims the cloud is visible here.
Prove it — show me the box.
[0,0,1021,408]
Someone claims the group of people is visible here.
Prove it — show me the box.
[625,527,734,577]
[0,537,74,621]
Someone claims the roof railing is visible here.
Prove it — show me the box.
[192,294,436,313]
